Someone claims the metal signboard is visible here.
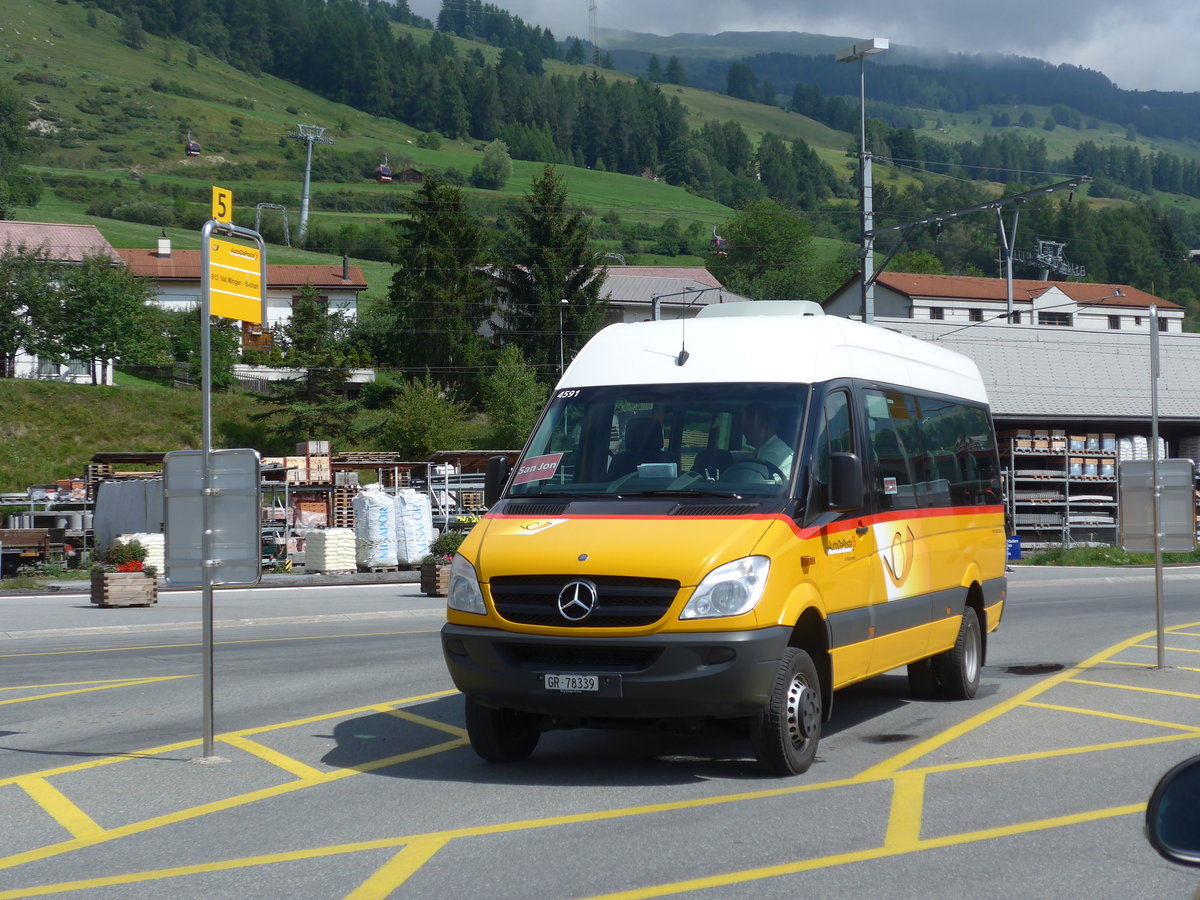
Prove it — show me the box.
[208,236,264,323]
[164,448,262,586]
[1119,458,1196,553]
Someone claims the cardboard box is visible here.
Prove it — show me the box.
[1069,435,1086,451]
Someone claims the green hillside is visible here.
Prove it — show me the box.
[5,0,1200,494]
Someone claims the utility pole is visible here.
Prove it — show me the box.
[589,0,599,67]
[836,38,888,324]
[287,124,333,245]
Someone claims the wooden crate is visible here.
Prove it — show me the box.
[91,571,158,607]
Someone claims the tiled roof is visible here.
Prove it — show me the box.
[875,272,1178,310]
[0,221,122,264]
[604,266,723,287]
[116,249,367,289]
[882,318,1200,421]
[600,266,748,305]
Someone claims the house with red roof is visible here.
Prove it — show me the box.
[825,272,1184,332]
[0,221,124,383]
[117,238,367,351]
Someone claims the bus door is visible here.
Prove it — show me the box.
[863,389,936,673]
[807,385,877,686]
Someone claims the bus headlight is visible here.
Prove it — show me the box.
[447,553,486,615]
[680,556,770,619]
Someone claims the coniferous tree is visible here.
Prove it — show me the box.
[254,283,356,441]
[494,166,607,383]
[374,175,495,400]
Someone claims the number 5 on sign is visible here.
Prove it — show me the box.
[212,186,233,224]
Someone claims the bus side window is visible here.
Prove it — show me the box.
[866,390,920,510]
[810,389,853,512]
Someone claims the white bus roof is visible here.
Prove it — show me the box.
[559,310,990,404]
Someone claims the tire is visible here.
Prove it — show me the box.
[907,657,940,698]
[464,695,541,763]
[750,647,822,776]
[932,605,982,700]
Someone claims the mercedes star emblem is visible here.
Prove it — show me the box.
[557,580,598,622]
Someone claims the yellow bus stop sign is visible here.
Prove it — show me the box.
[208,237,263,323]
[212,186,233,224]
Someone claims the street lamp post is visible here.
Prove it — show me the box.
[836,38,888,324]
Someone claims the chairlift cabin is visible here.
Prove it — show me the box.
[184,138,201,157]
[374,163,393,183]
[708,224,728,258]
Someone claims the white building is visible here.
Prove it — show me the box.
[1,221,124,384]
[825,272,1185,332]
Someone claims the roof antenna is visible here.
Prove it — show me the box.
[676,308,689,366]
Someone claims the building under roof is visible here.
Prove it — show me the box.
[599,266,751,323]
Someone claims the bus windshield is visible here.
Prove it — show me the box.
[508,383,808,499]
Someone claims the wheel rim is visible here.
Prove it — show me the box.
[964,613,981,682]
[785,674,819,748]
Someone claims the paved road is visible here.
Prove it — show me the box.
[3,567,1200,898]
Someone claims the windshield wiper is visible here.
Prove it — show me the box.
[614,489,745,499]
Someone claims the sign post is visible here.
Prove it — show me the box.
[177,187,269,758]
[1118,305,1196,668]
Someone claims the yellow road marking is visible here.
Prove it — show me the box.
[854,629,1154,781]
[883,771,925,848]
[1135,642,1200,655]
[1024,701,1200,733]
[0,678,161,692]
[0,630,436,660]
[220,735,328,782]
[384,707,469,739]
[342,836,450,900]
[1106,658,1200,672]
[575,803,1145,900]
[0,676,193,707]
[15,777,105,841]
[906,731,1200,776]
[0,837,415,899]
[1066,677,1200,700]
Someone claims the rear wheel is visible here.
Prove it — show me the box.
[464,696,541,763]
[750,647,822,776]
[932,606,982,700]
[907,657,940,698]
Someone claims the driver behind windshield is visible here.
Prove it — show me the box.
[739,403,795,477]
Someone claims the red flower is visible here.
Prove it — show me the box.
[116,560,144,572]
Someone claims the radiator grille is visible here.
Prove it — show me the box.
[489,574,680,627]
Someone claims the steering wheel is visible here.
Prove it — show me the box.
[721,459,786,483]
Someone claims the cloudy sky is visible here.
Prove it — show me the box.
[410,0,1199,93]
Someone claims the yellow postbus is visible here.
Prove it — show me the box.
[441,303,1007,775]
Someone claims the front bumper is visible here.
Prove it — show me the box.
[441,623,793,720]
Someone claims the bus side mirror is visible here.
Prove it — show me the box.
[828,452,863,511]
[484,455,512,508]
[1146,754,1200,868]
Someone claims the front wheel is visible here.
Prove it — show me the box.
[932,605,982,700]
[464,695,541,763]
[750,647,822,776]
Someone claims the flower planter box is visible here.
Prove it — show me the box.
[91,571,158,607]
[420,563,451,597]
